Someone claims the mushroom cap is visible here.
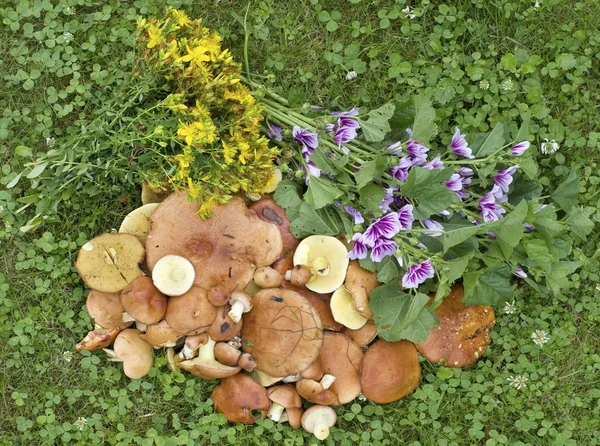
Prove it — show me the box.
[214,342,242,367]
[120,276,167,325]
[112,329,154,379]
[151,254,195,297]
[206,305,242,341]
[165,286,218,335]
[280,281,343,332]
[344,260,379,319]
[319,331,363,405]
[86,290,133,330]
[301,405,337,435]
[342,319,378,348]
[253,266,282,289]
[301,360,324,381]
[75,327,120,351]
[268,384,302,409]
[212,373,271,424]
[241,288,323,377]
[286,407,304,430]
[119,203,160,244]
[146,193,283,293]
[330,285,368,330]
[360,339,420,404]
[76,233,145,293]
[293,235,349,294]
[178,337,241,379]
[248,368,284,387]
[416,284,496,367]
[141,319,182,348]
[296,379,339,406]
[207,285,230,307]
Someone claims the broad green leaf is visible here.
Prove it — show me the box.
[304,176,343,210]
[533,205,563,239]
[411,95,436,145]
[376,256,399,283]
[290,203,342,238]
[546,261,583,294]
[15,145,32,157]
[355,157,389,189]
[515,114,531,143]
[357,103,395,142]
[414,187,459,220]
[442,222,490,252]
[447,252,474,282]
[551,170,579,211]
[389,99,414,141]
[359,183,386,214]
[556,53,577,70]
[524,239,554,272]
[471,122,506,157]
[463,263,514,306]
[6,172,23,189]
[493,200,528,259]
[332,205,355,238]
[273,180,303,221]
[394,306,439,343]
[358,257,378,272]
[26,161,49,179]
[565,207,594,241]
[501,54,517,71]
[432,278,451,309]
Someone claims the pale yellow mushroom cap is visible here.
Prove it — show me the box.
[293,236,349,294]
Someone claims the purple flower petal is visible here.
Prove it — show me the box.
[514,267,527,278]
[347,233,368,260]
[266,123,283,141]
[301,144,314,157]
[511,141,530,156]
[450,127,474,159]
[422,156,444,170]
[478,192,506,222]
[370,238,398,262]
[524,223,535,232]
[344,205,364,224]
[423,219,444,236]
[338,117,360,129]
[389,156,413,182]
[407,140,429,165]
[379,187,396,213]
[305,160,321,178]
[401,258,435,288]
[293,126,319,150]
[334,126,358,146]
[325,123,336,132]
[387,141,403,156]
[397,204,415,229]
[330,107,360,117]
[362,212,402,246]
[446,173,463,192]
[459,167,474,177]
[494,165,519,193]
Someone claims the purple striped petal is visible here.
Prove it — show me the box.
[370,238,398,263]
[338,117,360,129]
[330,107,360,117]
[407,140,429,165]
[511,141,530,156]
[402,258,435,288]
[494,165,519,193]
[306,160,321,178]
[459,167,474,177]
[423,219,444,236]
[387,141,403,156]
[524,223,535,232]
[390,156,413,182]
[334,126,358,146]
[397,204,415,229]
[446,173,463,192]
[266,123,283,141]
[379,187,396,213]
[422,156,444,170]
[362,212,401,246]
[344,205,364,224]
[347,233,368,260]
[450,127,474,159]
[514,267,527,278]
[478,192,506,222]
[293,126,319,149]
[325,123,336,132]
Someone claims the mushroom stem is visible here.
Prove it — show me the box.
[228,300,245,324]
[313,421,330,440]
[267,402,285,422]
[135,321,147,333]
[284,270,292,281]
[102,348,124,362]
[197,337,217,361]
[278,410,289,424]
[179,345,197,360]
[320,374,336,390]
[282,374,302,383]
[122,312,136,323]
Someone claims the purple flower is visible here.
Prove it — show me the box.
[402,258,435,288]
[397,204,415,229]
[459,167,474,177]
[371,238,398,262]
[422,219,444,236]
[348,233,368,260]
[266,123,283,141]
[305,160,321,178]
[344,205,364,224]
[330,107,360,117]
[422,156,444,170]
[511,141,530,156]
[445,173,463,192]
[514,267,527,278]
[338,117,360,129]
[362,212,401,246]
[389,156,412,182]
[379,187,396,213]
[325,123,336,132]
[524,223,535,232]
[293,126,319,150]
[407,140,429,165]
[387,141,403,156]
[478,192,506,222]
[334,126,358,146]
[450,127,474,159]
[494,165,519,193]
[438,210,451,217]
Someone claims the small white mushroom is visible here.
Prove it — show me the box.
[151,254,195,296]
[227,291,252,324]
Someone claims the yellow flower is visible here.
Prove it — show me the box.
[222,141,236,164]
[146,24,163,49]
[179,44,210,67]
[187,178,201,200]
[238,141,251,165]
[173,147,194,170]
[162,39,179,60]
[177,122,198,146]
[172,9,191,27]
[199,197,218,217]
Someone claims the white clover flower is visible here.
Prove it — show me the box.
[65,6,75,15]
[63,32,73,42]
[596,283,600,292]
[479,80,490,90]
[346,70,358,81]
[503,300,517,315]
[531,330,550,346]
[74,417,87,431]
[62,351,73,362]
[534,0,540,9]
[0,205,4,212]
[501,78,514,91]
[540,138,559,155]
[357,393,367,402]
[507,375,528,390]
[402,6,416,19]
[45,137,55,147]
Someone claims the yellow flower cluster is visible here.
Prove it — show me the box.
[136,8,279,218]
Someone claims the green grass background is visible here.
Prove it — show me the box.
[1,0,600,444]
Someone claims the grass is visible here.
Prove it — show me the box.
[1,0,600,444]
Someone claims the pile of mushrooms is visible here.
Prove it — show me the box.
[74,189,497,441]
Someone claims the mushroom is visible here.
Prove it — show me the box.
[145,194,283,293]
[263,167,283,194]
[296,376,339,406]
[360,339,420,404]
[330,285,368,330]
[76,233,145,293]
[342,319,378,348]
[119,203,160,244]
[211,373,271,424]
[284,265,312,287]
[151,254,195,297]
[253,267,282,288]
[75,327,120,351]
[178,334,241,379]
[86,290,133,330]
[166,347,181,373]
[104,328,154,379]
[344,260,379,319]
[165,286,218,335]
[241,288,323,377]
[140,319,182,348]
[141,181,170,205]
[267,384,302,425]
[214,342,257,372]
[416,284,496,367]
[248,368,284,387]
[179,333,208,360]
[120,276,167,325]
[280,282,343,331]
[207,285,230,307]
[293,235,349,294]
[227,291,252,324]
[206,305,242,342]
[301,405,337,441]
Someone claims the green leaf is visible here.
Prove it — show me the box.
[357,103,395,142]
[304,176,343,210]
[501,54,517,71]
[556,53,577,70]
[471,122,506,157]
[533,205,563,239]
[524,239,554,272]
[26,161,49,179]
[15,145,32,157]
[442,222,491,252]
[411,95,436,145]
[394,306,439,343]
[290,203,342,238]
[551,170,579,211]
[463,263,514,306]
[355,157,389,189]
[376,256,399,283]
[447,253,474,283]
[359,183,386,214]
[370,282,431,341]
[565,208,594,241]
[273,180,303,221]
[358,257,378,272]
[493,200,528,259]
[546,261,583,294]
[515,115,530,143]
[432,279,451,308]
[389,99,414,141]
[401,167,457,220]
[519,157,539,180]
[6,172,23,189]
[507,177,541,205]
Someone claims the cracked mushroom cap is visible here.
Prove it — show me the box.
[344,260,379,320]
[416,284,496,368]
[86,290,133,330]
[360,339,420,404]
[76,233,145,293]
[120,276,167,325]
[241,288,323,377]
[112,328,154,379]
[212,373,271,424]
[119,203,159,244]
[165,286,218,336]
[293,235,349,294]
[145,194,283,293]
[75,327,121,351]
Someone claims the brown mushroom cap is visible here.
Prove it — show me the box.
[206,305,242,341]
[344,260,379,319]
[212,373,271,424]
[75,327,120,351]
[145,194,283,293]
[241,288,323,377]
[280,281,343,331]
[86,290,134,330]
[214,342,242,367]
[286,407,304,429]
[207,285,230,307]
[268,384,302,409]
[141,319,182,348]
[165,286,218,335]
[416,284,496,367]
[120,276,167,325]
[319,331,363,405]
[360,339,420,404]
[342,319,378,348]
[253,266,282,289]
[112,329,154,379]
[296,379,339,406]
[301,360,324,381]
[178,336,241,379]
[76,233,145,293]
